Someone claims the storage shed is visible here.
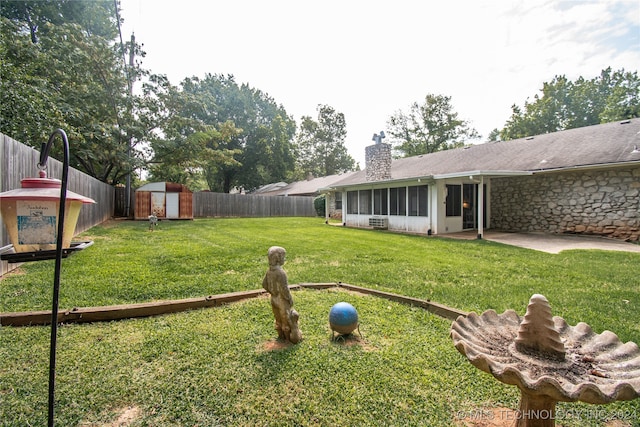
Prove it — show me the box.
[135,182,193,220]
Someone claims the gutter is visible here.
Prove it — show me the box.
[432,170,533,179]
[529,160,640,175]
[326,175,436,191]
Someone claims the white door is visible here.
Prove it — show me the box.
[166,193,179,218]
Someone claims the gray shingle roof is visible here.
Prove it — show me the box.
[331,119,640,188]
[255,172,358,196]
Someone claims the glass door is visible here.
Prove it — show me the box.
[463,184,475,229]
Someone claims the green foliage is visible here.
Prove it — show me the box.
[294,104,356,179]
[153,74,297,192]
[387,94,480,157]
[0,218,638,425]
[0,1,160,184]
[313,194,326,216]
[149,121,243,190]
[500,68,640,140]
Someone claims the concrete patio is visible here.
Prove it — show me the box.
[441,230,640,254]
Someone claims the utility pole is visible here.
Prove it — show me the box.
[125,33,135,217]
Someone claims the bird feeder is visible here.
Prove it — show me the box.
[0,171,94,255]
[0,129,95,427]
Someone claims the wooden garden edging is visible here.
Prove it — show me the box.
[0,283,468,327]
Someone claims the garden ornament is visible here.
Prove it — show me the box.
[451,294,640,427]
[148,212,158,231]
[329,302,360,339]
[262,246,302,344]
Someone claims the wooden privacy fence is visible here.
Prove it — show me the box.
[193,191,316,218]
[1,133,114,276]
[114,187,317,218]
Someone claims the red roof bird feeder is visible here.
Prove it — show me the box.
[0,129,96,427]
[0,171,94,254]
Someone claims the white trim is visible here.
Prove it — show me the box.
[433,170,532,179]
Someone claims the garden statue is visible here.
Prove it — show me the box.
[451,294,640,427]
[148,212,158,231]
[262,246,302,344]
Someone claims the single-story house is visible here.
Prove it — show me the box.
[321,119,640,242]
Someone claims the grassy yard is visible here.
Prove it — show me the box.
[0,217,638,426]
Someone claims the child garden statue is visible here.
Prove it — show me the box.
[262,246,302,344]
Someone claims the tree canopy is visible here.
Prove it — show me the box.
[500,68,640,140]
[386,94,479,157]
[149,74,297,192]
[0,0,157,184]
[294,105,356,179]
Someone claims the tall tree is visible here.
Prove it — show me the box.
[386,94,479,157]
[500,68,640,140]
[151,74,296,192]
[0,0,157,184]
[294,104,356,179]
[148,121,242,191]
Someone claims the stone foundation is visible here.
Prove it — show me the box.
[491,167,640,242]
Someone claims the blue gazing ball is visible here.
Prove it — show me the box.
[329,302,359,335]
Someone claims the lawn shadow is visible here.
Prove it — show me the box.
[253,337,303,384]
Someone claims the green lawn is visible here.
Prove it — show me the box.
[0,218,638,426]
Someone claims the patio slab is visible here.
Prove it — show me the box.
[441,231,640,254]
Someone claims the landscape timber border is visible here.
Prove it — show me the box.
[0,282,469,327]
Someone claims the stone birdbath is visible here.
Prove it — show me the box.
[450,294,640,427]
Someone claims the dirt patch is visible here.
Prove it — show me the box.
[0,267,26,280]
[80,405,141,427]
[331,332,377,351]
[110,406,141,426]
[260,339,297,352]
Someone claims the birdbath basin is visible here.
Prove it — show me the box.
[450,294,640,427]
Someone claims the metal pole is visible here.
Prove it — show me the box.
[40,129,70,427]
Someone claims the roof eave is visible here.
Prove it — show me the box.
[531,160,640,174]
[432,170,533,179]
[326,175,436,191]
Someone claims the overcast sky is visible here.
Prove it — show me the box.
[119,0,640,166]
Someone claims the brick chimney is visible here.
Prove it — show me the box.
[365,142,392,181]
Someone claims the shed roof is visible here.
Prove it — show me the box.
[330,119,640,188]
[136,182,192,193]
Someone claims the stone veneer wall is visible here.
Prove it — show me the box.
[327,192,342,219]
[490,166,640,242]
[365,143,392,181]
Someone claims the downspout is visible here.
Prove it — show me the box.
[324,191,329,224]
[477,176,484,239]
[342,190,347,226]
[428,183,433,235]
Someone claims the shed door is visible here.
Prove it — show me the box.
[166,193,179,218]
[151,192,166,217]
